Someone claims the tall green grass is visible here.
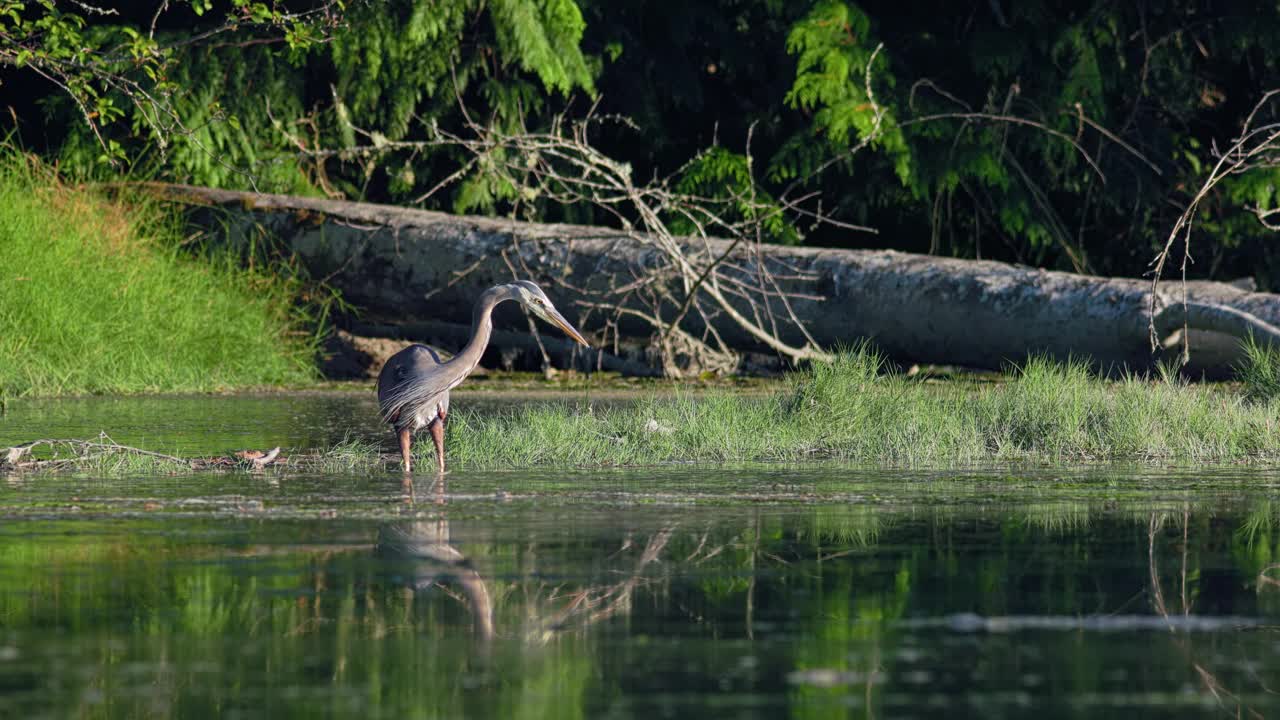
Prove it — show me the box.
[0,151,316,396]
[441,347,1280,468]
[1239,335,1280,402]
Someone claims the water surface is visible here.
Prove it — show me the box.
[0,389,603,454]
[1,394,1279,718]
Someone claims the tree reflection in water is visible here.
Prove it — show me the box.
[0,481,1278,718]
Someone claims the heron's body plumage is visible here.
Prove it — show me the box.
[377,344,451,432]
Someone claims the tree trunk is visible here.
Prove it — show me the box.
[155,184,1280,377]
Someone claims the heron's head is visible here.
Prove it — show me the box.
[508,280,590,347]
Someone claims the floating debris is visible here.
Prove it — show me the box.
[2,434,284,474]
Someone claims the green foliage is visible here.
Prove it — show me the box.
[574,1,1280,284]
[1,0,340,166]
[452,145,525,215]
[781,0,909,182]
[0,151,316,396]
[137,45,316,193]
[22,0,597,211]
[490,0,595,95]
[328,1,471,142]
[672,146,798,244]
[15,0,1280,287]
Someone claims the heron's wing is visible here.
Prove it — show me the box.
[377,345,457,426]
[416,345,445,365]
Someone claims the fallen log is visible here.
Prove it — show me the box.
[153,184,1280,377]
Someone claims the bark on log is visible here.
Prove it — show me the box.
[153,184,1280,377]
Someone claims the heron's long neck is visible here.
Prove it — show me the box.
[450,287,507,373]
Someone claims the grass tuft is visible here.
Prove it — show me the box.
[0,150,316,396]
[1239,335,1280,403]
[313,435,385,473]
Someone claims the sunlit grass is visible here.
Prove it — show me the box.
[1239,335,1280,402]
[0,149,316,397]
[313,435,384,473]
[438,346,1280,468]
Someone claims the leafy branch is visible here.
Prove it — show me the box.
[0,0,345,165]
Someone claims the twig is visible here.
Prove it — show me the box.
[5,437,190,467]
[1148,89,1280,360]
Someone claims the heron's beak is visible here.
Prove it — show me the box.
[543,306,590,347]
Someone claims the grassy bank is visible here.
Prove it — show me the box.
[0,152,315,396]
[439,347,1280,468]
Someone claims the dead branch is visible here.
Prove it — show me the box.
[4,436,191,468]
[2,434,282,473]
[1148,510,1271,718]
[530,525,675,642]
[286,53,914,376]
[317,103,837,374]
[1261,564,1280,590]
[1153,300,1280,348]
[1150,89,1280,361]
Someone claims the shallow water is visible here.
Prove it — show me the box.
[2,394,1280,718]
[0,389,597,455]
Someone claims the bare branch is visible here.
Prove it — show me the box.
[899,111,1108,182]
[1148,90,1280,359]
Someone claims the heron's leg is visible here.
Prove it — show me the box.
[398,428,413,472]
[430,419,446,475]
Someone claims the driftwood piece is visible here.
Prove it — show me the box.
[152,183,1280,377]
[232,447,282,470]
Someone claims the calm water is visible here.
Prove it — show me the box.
[2,395,1280,718]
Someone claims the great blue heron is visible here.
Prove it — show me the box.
[377,281,589,473]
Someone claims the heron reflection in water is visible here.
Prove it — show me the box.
[377,480,495,642]
[378,476,674,646]
[377,281,589,473]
